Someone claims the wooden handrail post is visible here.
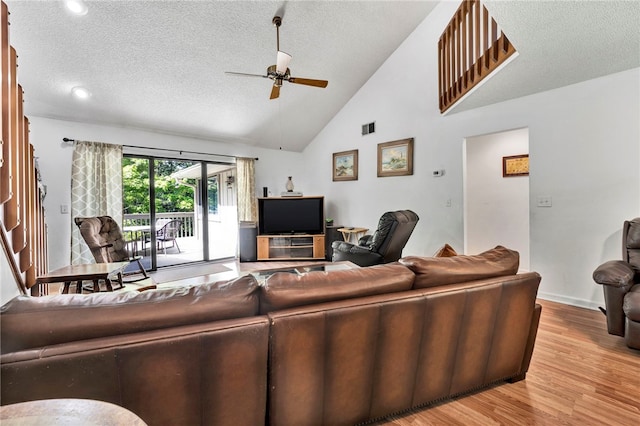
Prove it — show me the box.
[438,0,516,113]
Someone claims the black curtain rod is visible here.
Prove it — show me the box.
[61,138,258,161]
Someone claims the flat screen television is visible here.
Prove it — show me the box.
[258,196,324,235]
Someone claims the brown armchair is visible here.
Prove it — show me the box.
[75,216,149,286]
[331,210,419,267]
[593,218,640,349]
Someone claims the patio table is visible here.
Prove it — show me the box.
[123,225,151,256]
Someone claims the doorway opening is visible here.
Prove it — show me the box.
[463,127,530,271]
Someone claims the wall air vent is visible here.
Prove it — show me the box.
[361,122,375,136]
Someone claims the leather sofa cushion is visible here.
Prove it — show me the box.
[259,264,415,314]
[623,285,640,321]
[400,245,519,289]
[434,243,457,257]
[627,219,640,249]
[0,275,260,354]
[627,219,640,269]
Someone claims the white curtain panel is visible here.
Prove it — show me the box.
[70,141,123,264]
[236,157,257,222]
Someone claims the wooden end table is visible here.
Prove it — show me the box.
[337,227,369,243]
[35,262,130,294]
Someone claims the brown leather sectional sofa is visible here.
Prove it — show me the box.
[1,246,541,425]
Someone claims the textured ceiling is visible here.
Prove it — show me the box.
[5,0,437,152]
[456,0,640,113]
[5,1,640,151]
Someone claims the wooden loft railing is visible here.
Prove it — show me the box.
[1,1,49,296]
[438,0,516,113]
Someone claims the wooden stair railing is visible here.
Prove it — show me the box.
[439,0,517,113]
[0,1,49,296]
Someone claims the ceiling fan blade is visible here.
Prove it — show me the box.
[288,77,328,88]
[225,71,269,78]
[270,84,280,100]
[276,51,292,74]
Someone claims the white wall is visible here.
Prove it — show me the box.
[464,128,530,271]
[302,1,640,309]
[27,117,304,272]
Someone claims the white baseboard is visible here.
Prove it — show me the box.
[537,292,603,311]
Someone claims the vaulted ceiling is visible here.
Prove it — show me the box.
[5,1,639,152]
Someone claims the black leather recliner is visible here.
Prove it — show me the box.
[331,210,419,267]
[593,217,640,350]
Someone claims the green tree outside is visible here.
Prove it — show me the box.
[122,157,197,214]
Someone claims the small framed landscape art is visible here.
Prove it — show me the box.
[377,138,414,177]
[332,149,358,181]
[502,154,529,177]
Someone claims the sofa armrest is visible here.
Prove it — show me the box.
[593,260,636,336]
[331,241,382,267]
[593,260,635,288]
[331,241,370,254]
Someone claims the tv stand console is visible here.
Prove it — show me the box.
[257,234,325,260]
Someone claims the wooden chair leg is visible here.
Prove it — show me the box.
[62,281,71,294]
[135,258,148,278]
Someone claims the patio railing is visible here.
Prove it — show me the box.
[123,212,195,238]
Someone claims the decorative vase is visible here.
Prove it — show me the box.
[286,176,294,192]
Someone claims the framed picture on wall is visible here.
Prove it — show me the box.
[377,138,414,177]
[332,149,358,181]
[502,154,529,177]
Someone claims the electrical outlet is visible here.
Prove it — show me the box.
[60,204,69,214]
[537,196,552,207]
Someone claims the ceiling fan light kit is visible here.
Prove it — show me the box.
[226,15,328,100]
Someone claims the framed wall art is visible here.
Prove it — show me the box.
[332,149,358,181]
[377,138,414,177]
[502,154,529,177]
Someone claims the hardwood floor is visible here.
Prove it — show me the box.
[376,299,640,426]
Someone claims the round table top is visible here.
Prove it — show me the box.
[0,398,147,425]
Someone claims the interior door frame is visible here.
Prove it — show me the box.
[463,127,530,271]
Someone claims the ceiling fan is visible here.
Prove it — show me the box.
[225,16,328,100]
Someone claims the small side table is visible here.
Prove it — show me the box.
[35,262,130,294]
[0,398,147,425]
[337,227,369,243]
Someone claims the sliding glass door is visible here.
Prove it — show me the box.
[122,155,238,270]
[208,164,238,259]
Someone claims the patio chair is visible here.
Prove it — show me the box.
[74,216,149,287]
[146,219,183,254]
